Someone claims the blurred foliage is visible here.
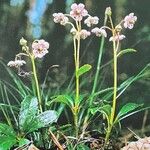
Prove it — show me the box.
[0,0,150,125]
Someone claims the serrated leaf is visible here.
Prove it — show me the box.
[0,123,16,137]
[77,64,92,77]
[117,48,136,57]
[0,136,17,150]
[117,103,142,119]
[19,96,38,132]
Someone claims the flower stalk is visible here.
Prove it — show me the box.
[30,55,43,112]
[105,16,118,145]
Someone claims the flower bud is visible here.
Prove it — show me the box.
[115,24,122,32]
[20,37,27,46]
[105,7,112,16]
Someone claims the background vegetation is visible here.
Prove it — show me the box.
[0,0,150,128]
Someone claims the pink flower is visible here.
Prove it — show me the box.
[109,34,125,42]
[7,60,26,68]
[91,27,107,37]
[53,13,69,25]
[70,3,88,21]
[124,13,137,29]
[80,29,91,39]
[32,39,49,58]
[84,16,99,27]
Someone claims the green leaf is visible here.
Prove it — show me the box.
[51,95,74,108]
[36,110,58,128]
[0,136,17,150]
[119,106,150,121]
[77,64,92,77]
[26,110,58,134]
[77,144,90,150]
[90,104,111,124]
[19,96,38,132]
[117,48,136,57]
[19,138,31,147]
[0,123,16,137]
[117,103,143,119]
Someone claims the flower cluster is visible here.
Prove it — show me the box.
[53,3,137,42]
[122,137,150,150]
[7,60,26,68]
[53,3,107,40]
[7,38,49,76]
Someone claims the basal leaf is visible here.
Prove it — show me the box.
[77,144,90,150]
[36,110,58,128]
[19,96,38,132]
[19,138,31,147]
[27,110,58,133]
[77,64,92,77]
[0,136,17,150]
[0,123,16,137]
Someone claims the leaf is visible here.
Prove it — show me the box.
[51,95,74,108]
[117,48,136,57]
[117,103,143,120]
[0,136,17,150]
[76,144,90,150]
[90,105,111,124]
[19,138,31,147]
[26,110,58,133]
[77,64,92,77]
[19,96,38,132]
[36,110,58,128]
[0,123,16,137]
[119,106,150,121]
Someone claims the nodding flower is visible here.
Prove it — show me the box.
[84,16,99,27]
[91,27,107,38]
[7,60,26,68]
[109,34,126,42]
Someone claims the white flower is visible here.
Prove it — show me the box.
[7,60,26,68]
[80,29,91,39]
[32,39,49,58]
[70,3,88,21]
[124,13,137,29]
[53,13,69,25]
[109,34,126,42]
[84,16,99,27]
[91,27,107,37]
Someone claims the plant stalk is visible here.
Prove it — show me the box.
[105,15,118,144]
[30,56,43,112]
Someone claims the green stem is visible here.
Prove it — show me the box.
[73,21,81,138]
[81,15,108,138]
[105,16,118,144]
[90,15,108,105]
[31,55,43,112]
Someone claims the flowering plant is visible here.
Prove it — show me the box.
[0,2,149,150]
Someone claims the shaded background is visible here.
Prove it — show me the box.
[0,0,150,128]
